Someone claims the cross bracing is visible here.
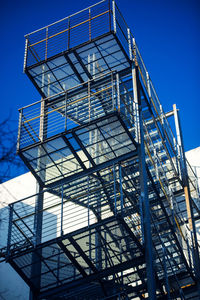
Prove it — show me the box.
[1,1,200,299]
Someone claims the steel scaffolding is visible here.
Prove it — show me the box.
[1,1,200,299]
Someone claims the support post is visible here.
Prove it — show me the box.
[173,103,200,285]
[61,184,64,236]
[132,65,156,299]
[45,27,48,60]
[30,83,48,298]
[119,164,123,214]
[132,66,139,143]
[68,17,70,50]
[113,164,117,215]
[89,8,91,41]
[23,38,28,73]
[7,204,13,257]
[65,92,67,131]
[116,73,120,112]
[112,0,116,34]
[17,109,23,152]
[127,28,132,61]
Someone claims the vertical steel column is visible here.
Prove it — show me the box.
[17,109,23,152]
[146,72,151,98]
[127,28,132,61]
[30,68,48,298]
[113,164,117,215]
[119,164,123,214]
[111,72,115,111]
[112,0,116,34]
[68,17,70,50]
[34,99,47,240]
[108,0,111,32]
[93,53,96,78]
[88,176,92,274]
[95,130,102,272]
[65,92,67,131]
[116,73,120,112]
[173,104,200,284]
[23,38,28,73]
[87,176,90,227]
[7,204,13,257]
[45,27,48,61]
[132,38,140,143]
[132,66,139,143]
[61,184,64,236]
[132,65,156,299]
[89,8,91,41]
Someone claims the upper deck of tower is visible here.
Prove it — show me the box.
[23,0,133,99]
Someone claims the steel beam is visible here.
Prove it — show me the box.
[133,65,156,299]
[39,255,145,299]
[58,240,87,277]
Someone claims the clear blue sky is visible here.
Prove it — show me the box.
[1,0,199,155]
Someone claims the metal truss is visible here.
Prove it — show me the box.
[1,0,200,299]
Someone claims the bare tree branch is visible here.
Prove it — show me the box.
[0,115,27,183]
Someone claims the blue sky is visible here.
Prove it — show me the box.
[1,0,199,156]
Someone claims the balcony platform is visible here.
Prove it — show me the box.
[8,215,145,299]
[19,112,137,187]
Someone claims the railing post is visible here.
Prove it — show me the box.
[88,81,91,121]
[111,72,115,111]
[113,164,117,215]
[45,27,48,60]
[119,164,123,214]
[132,38,137,66]
[146,71,151,98]
[87,176,90,227]
[112,0,116,34]
[7,204,13,257]
[61,184,64,236]
[108,0,111,32]
[89,8,91,41]
[17,109,23,152]
[132,65,140,143]
[127,28,132,61]
[116,73,120,112]
[65,92,67,131]
[23,38,28,73]
[68,17,70,50]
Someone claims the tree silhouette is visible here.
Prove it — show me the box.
[0,115,27,183]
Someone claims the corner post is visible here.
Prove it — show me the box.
[132,65,156,299]
[17,109,23,152]
[112,0,116,34]
[7,204,13,257]
[173,103,200,284]
[23,38,28,73]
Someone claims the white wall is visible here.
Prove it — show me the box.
[186,146,200,243]
[0,172,37,300]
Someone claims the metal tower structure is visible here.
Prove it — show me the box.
[1,1,200,299]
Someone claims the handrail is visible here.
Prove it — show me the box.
[28,10,110,48]
[25,0,107,37]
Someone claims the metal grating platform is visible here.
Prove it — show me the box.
[1,0,200,299]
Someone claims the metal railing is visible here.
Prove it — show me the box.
[6,164,141,254]
[24,0,112,69]
[17,71,136,150]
